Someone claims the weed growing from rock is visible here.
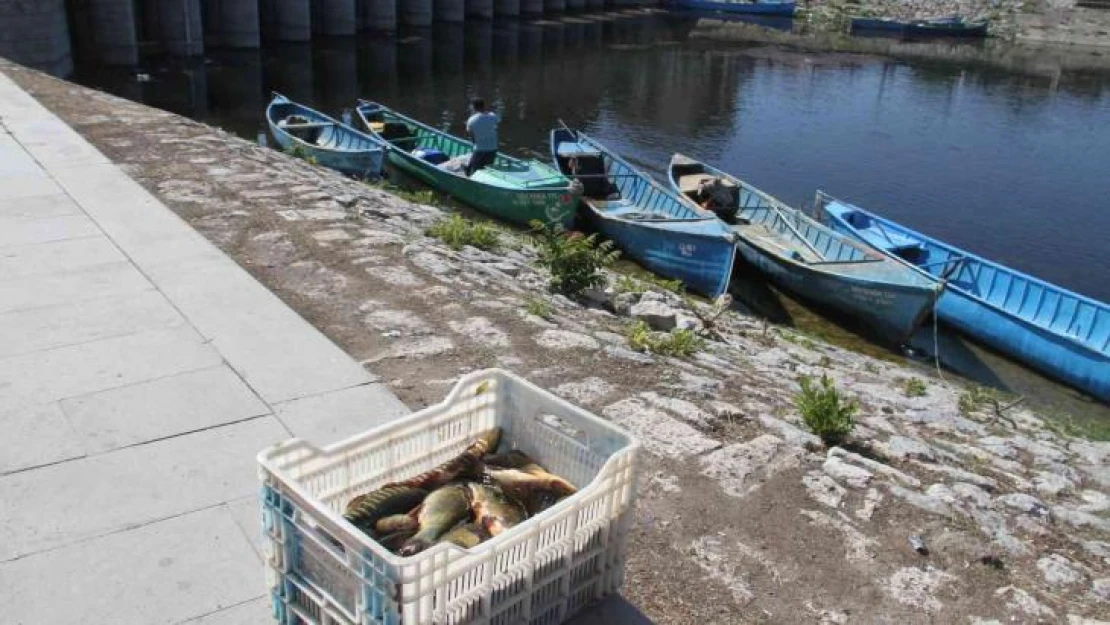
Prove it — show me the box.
[625,320,705,357]
[530,220,619,297]
[427,214,499,251]
[524,296,553,320]
[796,374,857,447]
[903,377,928,398]
[958,385,1001,415]
[283,144,318,166]
[369,180,440,206]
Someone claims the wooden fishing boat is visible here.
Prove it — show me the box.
[667,155,940,342]
[850,16,988,37]
[818,193,1110,402]
[266,93,385,178]
[674,0,797,17]
[355,101,578,229]
[549,128,737,298]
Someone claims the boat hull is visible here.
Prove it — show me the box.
[822,205,1110,401]
[734,238,936,342]
[850,17,988,37]
[585,202,738,298]
[268,129,384,178]
[676,0,796,16]
[387,151,577,228]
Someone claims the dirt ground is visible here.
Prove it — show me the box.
[5,62,1108,624]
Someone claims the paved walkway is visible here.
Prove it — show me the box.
[0,72,410,624]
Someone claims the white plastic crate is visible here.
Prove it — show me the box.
[258,369,640,625]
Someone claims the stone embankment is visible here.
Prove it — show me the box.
[5,61,1108,623]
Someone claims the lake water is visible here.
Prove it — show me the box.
[67,11,1110,414]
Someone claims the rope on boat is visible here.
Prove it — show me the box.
[932,285,946,381]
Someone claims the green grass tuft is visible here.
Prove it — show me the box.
[625,321,705,357]
[524,296,552,320]
[903,377,928,398]
[426,214,500,251]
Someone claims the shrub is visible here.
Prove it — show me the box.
[903,378,928,398]
[530,221,619,296]
[625,321,705,357]
[796,374,857,447]
[427,214,499,251]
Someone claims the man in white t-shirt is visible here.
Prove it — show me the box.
[465,98,499,176]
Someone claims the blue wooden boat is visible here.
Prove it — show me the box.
[667,155,940,342]
[818,194,1110,402]
[266,93,385,178]
[674,0,797,16]
[850,16,988,37]
[549,128,737,298]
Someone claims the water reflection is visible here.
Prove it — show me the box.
[66,11,1110,412]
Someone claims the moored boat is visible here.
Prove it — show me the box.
[355,101,579,229]
[266,93,385,178]
[674,0,797,17]
[818,193,1110,402]
[550,128,737,298]
[667,155,941,342]
[850,15,988,37]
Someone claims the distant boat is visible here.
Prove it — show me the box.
[355,101,578,228]
[850,16,989,37]
[674,0,797,16]
[266,93,385,178]
[549,128,737,298]
[819,194,1110,402]
[667,155,940,342]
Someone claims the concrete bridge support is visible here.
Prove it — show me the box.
[265,0,311,41]
[0,0,72,75]
[494,0,519,15]
[400,0,433,25]
[203,0,260,47]
[545,0,566,13]
[567,0,584,9]
[521,0,543,15]
[360,0,396,29]
[467,0,493,18]
[150,0,205,56]
[435,0,465,22]
[69,0,139,65]
[313,0,357,35]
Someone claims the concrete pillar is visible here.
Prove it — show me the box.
[520,0,543,15]
[0,0,72,75]
[434,0,464,22]
[399,0,432,25]
[268,0,311,40]
[544,0,565,13]
[203,0,261,47]
[567,0,584,8]
[313,0,357,35]
[70,0,140,65]
[493,0,519,15]
[152,0,204,55]
[466,0,492,18]
[360,0,396,29]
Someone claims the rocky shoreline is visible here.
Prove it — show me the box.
[5,61,1108,624]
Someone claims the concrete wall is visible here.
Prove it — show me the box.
[399,0,432,25]
[360,0,396,29]
[313,0,356,35]
[435,0,464,22]
[203,0,260,47]
[150,0,205,55]
[264,0,311,41]
[0,0,72,74]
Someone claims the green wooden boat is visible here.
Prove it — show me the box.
[355,101,579,228]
